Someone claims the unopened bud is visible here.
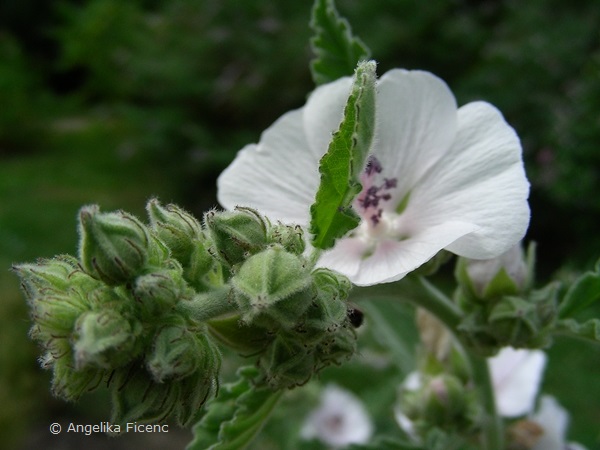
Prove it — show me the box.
[204,207,267,267]
[232,246,312,325]
[79,205,151,285]
[260,332,315,389]
[30,289,90,339]
[146,323,219,382]
[50,356,105,401]
[73,310,142,370]
[14,256,99,302]
[147,199,202,264]
[133,262,188,316]
[268,222,306,255]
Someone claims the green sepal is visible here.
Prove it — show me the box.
[309,60,377,250]
[558,260,600,318]
[310,0,371,85]
[187,366,283,450]
[78,205,151,285]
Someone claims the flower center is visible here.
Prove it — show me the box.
[356,156,398,227]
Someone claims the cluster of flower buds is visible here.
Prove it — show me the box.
[14,202,222,427]
[14,200,358,426]
[204,207,357,389]
[453,243,558,356]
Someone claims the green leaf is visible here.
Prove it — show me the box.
[558,263,600,318]
[187,366,283,450]
[310,0,371,85]
[309,60,377,250]
[555,318,600,344]
[356,296,418,375]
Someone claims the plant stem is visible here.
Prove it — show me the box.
[176,287,238,322]
[415,277,504,450]
[467,353,504,450]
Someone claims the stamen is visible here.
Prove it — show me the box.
[360,155,399,226]
[365,156,383,176]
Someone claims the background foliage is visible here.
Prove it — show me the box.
[1,0,599,448]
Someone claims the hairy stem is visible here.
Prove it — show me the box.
[176,287,238,323]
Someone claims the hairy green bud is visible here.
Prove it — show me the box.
[110,360,218,427]
[73,310,142,370]
[147,198,202,264]
[30,288,90,339]
[146,323,220,382]
[268,222,306,255]
[133,262,189,316]
[50,356,105,401]
[260,332,315,388]
[79,205,151,285]
[14,256,100,302]
[232,246,312,325]
[204,207,268,267]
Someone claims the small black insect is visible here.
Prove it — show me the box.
[347,306,364,328]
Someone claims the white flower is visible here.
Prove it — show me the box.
[530,396,587,450]
[488,347,546,417]
[301,384,373,448]
[218,69,530,286]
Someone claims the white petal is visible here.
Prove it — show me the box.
[373,69,458,199]
[407,101,530,259]
[531,396,570,450]
[303,77,354,157]
[217,109,318,224]
[319,220,477,286]
[488,347,546,417]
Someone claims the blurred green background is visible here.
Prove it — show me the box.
[1,0,599,448]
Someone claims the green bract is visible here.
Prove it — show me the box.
[309,60,377,250]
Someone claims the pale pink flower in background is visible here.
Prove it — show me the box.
[301,384,373,448]
[218,69,530,286]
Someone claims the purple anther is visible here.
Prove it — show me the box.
[383,178,397,189]
[365,156,383,176]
